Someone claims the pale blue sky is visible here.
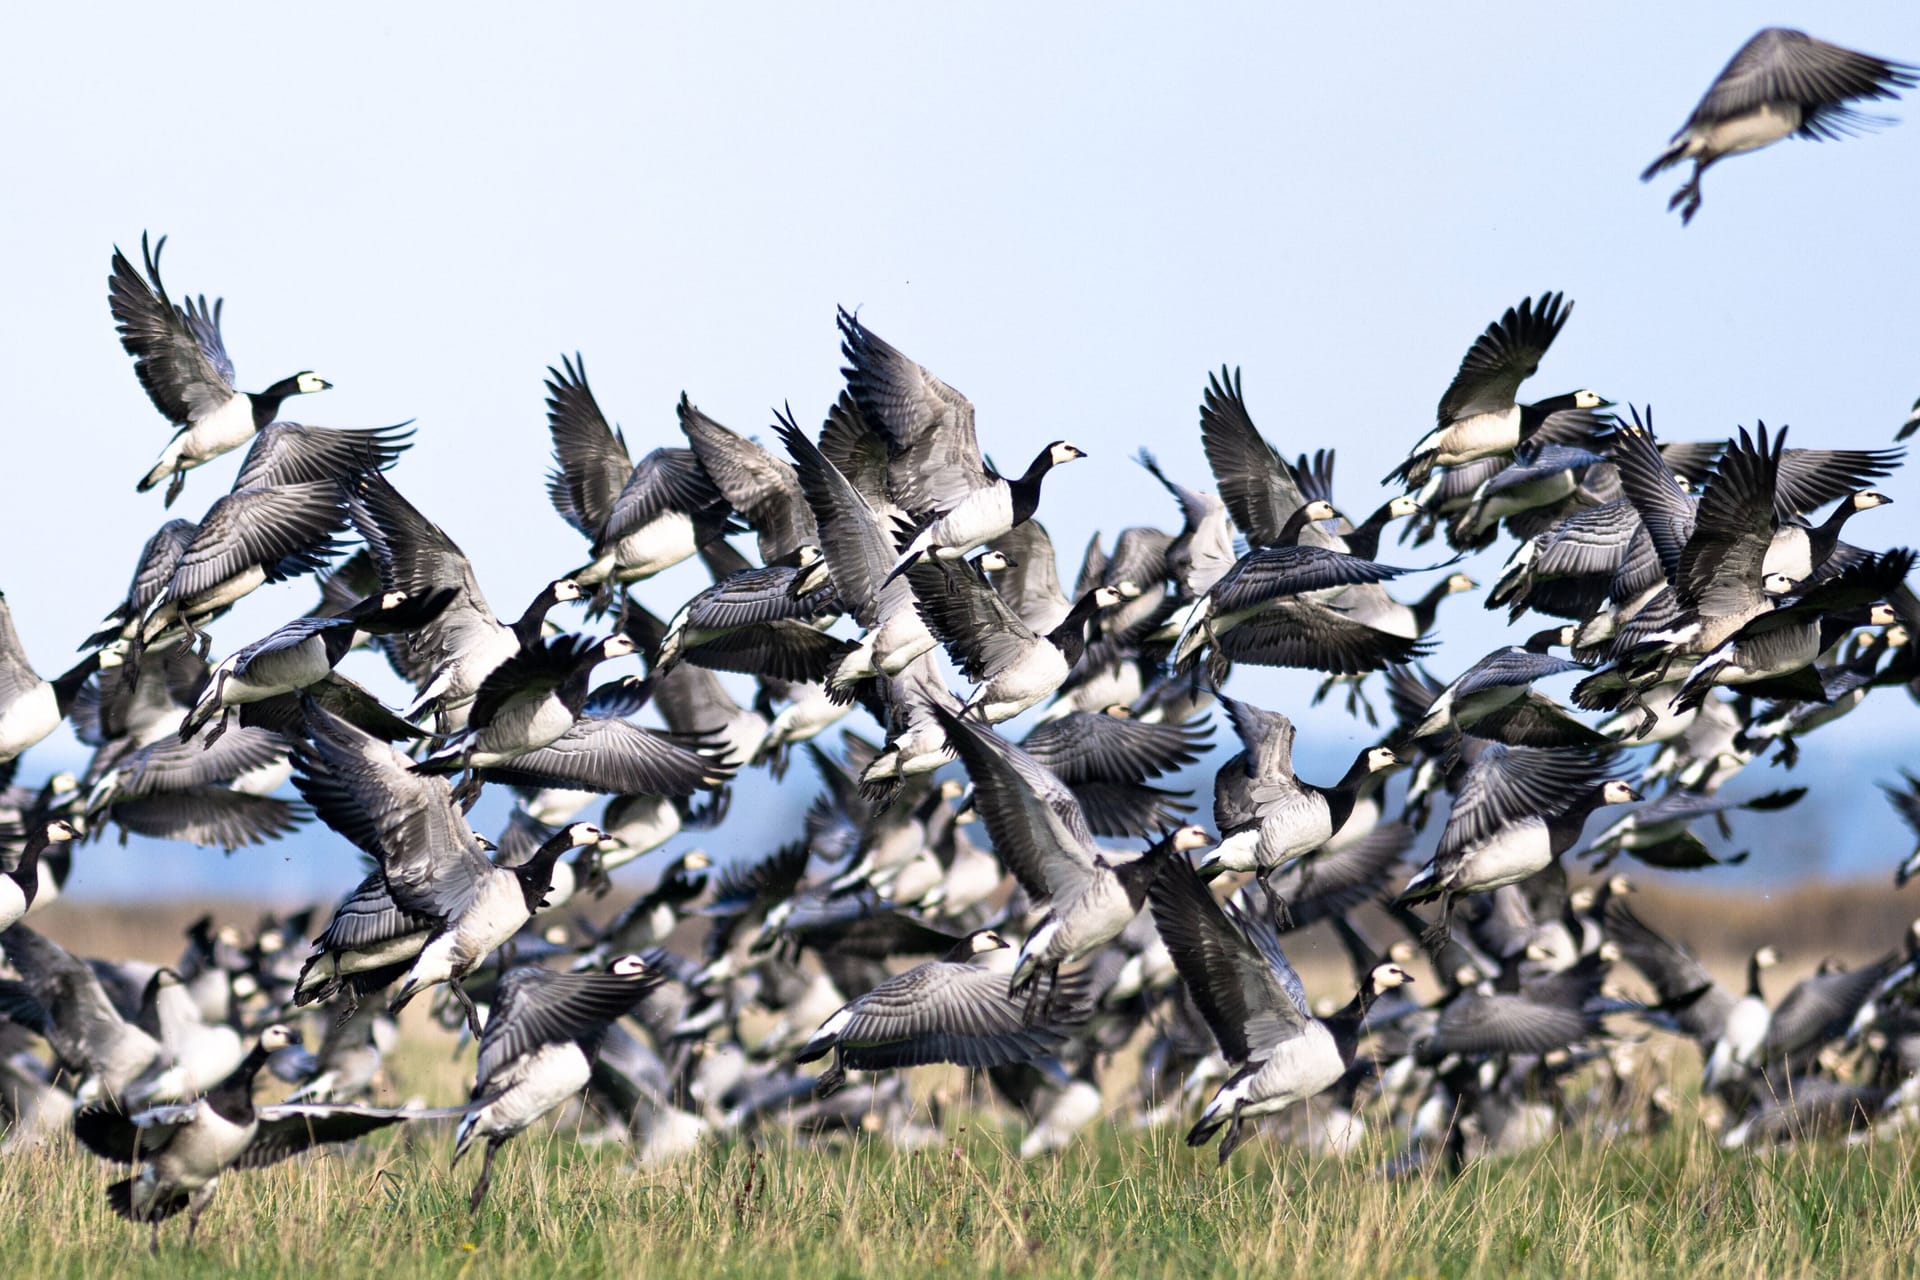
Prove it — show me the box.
[3,4,1916,899]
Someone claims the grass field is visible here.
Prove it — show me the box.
[6,1076,1920,1280]
[14,891,1920,1279]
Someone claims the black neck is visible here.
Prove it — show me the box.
[206,1042,274,1125]
[1116,837,1181,907]
[1746,954,1768,999]
[1046,590,1107,667]
[1007,448,1060,525]
[6,830,49,903]
[1346,501,1403,558]
[1807,503,1859,563]
[1304,750,1378,826]
[513,836,575,913]
[1321,978,1386,1064]
[511,584,562,648]
[49,653,101,711]
[1276,504,1323,546]
[250,375,307,428]
[1412,578,1457,631]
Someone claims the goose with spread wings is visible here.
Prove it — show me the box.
[1644,28,1918,224]
[108,234,331,505]
[1148,850,1414,1161]
[837,308,1084,580]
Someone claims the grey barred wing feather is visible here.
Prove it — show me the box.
[679,395,815,563]
[231,421,414,490]
[474,716,733,797]
[932,707,1099,903]
[1676,424,1781,617]
[239,1104,467,1169]
[1687,29,1917,135]
[1437,745,1614,857]
[906,560,1037,683]
[1217,693,1296,780]
[817,963,1087,1071]
[107,233,237,426]
[1438,293,1570,424]
[599,448,723,547]
[544,355,634,538]
[1429,993,1593,1056]
[167,482,349,601]
[1147,851,1308,1065]
[777,407,895,625]
[1198,367,1335,550]
[837,308,987,517]
[474,966,662,1094]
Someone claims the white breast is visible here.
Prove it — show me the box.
[0,681,59,759]
[469,1042,593,1140]
[1451,820,1552,894]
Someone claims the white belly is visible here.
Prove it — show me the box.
[1697,103,1801,158]
[466,1043,593,1140]
[0,682,59,760]
[153,1105,256,1189]
[0,877,27,929]
[1451,821,1551,894]
[182,394,259,459]
[613,516,698,580]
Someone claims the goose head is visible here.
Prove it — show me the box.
[1047,441,1087,467]
[1368,963,1416,994]
[259,1023,300,1052]
[1168,824,1212,854]
[1600,780,1642,806]
[1387,494,1423,519]
[973,549,1014,573]
[610,953,652,978]
[551,578,585,604]
[293,372,332,395]
[1852,490,1893,512]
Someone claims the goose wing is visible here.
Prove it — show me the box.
[107,234,237,425]
[810,962,1087,1070]
[1437,745,1614,855]
[105,789,307,851]
[299,704,490,919]
[1437,293,1570,423]
[231,422,414,490]
[777,407,896,623]
[1428,992,1593,1056]
[1676,424,1781,617]
[1686,29,1917,131]
[680,396,814,563]
[1019,712,1210,785]
[1216,694,1295,786]
[1198,367,1334,549]
[544,355,635,538]
[1147,852,1308,1064]
[348,473,508,682]
[837,308,987,517]
[600,447,724,548]
[72,1101,200,1163]
[987,520,1073,633]
[0,597,43,703]
[932,708,1099,902]
[0,923,161,1089]
[475,965,661,1093]
[1772,446,1905,518]
[907,559,1038,683]
[1601,899,1734,1041]
[1216,599,1433,674]
[241,1104,466,1168]
[1762,962,1890,1059]
[474,716,733,798]
[166,482,350,602]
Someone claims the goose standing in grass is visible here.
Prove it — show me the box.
[1643,28,1918,224]
[74,1024,450,1251]
[454,954,660,1211]
[1148,850,1413,1161]
[108,234,332,505]
[797,930,1090,1094]
[836,309,1084,579]
[1200,694,1399,876]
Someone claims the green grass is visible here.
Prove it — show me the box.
[6,1102,1920,1280]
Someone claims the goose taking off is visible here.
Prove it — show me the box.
[109,234,331,505]
[1643,28,1918,224]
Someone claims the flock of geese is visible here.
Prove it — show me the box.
[2,25,1920,1253]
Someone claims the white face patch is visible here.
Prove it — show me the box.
[296,372,331,394]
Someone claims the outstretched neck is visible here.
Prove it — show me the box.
[510,585,561,648]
